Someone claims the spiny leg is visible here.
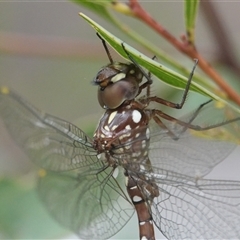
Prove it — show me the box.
[96,32,114,64]
[152,108,240,132]
[121,44,199,110]
[146,56,156,98]
[151,114,180,140]
[177,99,213,135]
[121,43,153,96]
[142,59,199,109]
[150,99,214,140]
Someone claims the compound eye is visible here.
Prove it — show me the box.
[98,78,139,109]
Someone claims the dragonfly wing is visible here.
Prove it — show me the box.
[0,88,100,172]
[149,100,239,178]
[37,167,134,239]
[149,129,236,178]
[150,168,240,239]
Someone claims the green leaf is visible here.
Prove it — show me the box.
[80,13,203,92]
[184,0,199,44]
[80,15,211,95]
[72,0,113,21]
[74,2,213,93]
[0,178,69,239]
[80,13,240,114]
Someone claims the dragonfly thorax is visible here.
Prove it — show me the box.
[93,103,151,168]
[93,62,143,109]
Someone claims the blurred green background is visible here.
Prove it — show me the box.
[0,1,240,239]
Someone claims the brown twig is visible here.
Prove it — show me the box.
[200,1,240,79]
[128,0,240,106]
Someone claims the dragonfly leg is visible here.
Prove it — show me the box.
[153,108,240,132]
[96,33,114,64]
[121,43,153,97]
[141,59,199,109]
[151,114,180,140]
[177,99,213,135]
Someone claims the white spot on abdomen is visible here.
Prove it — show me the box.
[133,195,142,202]
[132,110,141,123]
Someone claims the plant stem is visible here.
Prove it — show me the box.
[200,1,240,78]
[128,0,240,105]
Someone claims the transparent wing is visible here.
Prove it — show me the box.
[149,168,240,239]
[0,88,134,239]
[37,167,134,239]
[0,88,100,172]
[149,128,236,178]
[149,100,239,177]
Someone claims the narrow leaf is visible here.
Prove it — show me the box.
[79,13,240,114]
[72,0,113,21]
[184,0,199,44]
[80,13,204,93]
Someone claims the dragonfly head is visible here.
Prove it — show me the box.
[93,62,143,109]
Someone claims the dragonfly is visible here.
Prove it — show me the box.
[0,35,240,240]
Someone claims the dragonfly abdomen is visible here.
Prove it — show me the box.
[126,175,156,240]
